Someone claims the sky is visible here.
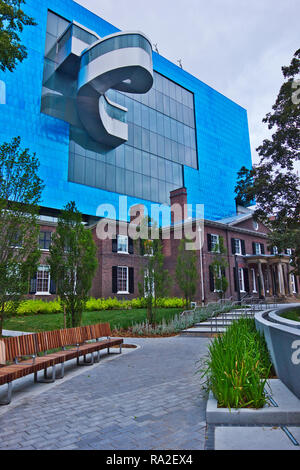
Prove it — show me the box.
[76,0,299,167]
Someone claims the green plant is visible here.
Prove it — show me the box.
[210,237,229,299]
[49,201,98,327]
[0,137,44,336]
[10,296,186,316]
[175,238,198,308]
[0,0,37,72]
[198,318,272,409]
[16,299,62,315]
[235,49,300,275]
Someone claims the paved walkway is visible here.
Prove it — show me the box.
[0,336,210,450]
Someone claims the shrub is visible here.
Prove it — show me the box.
[11,296,186,316]
[16,299,62,316]
[199,318,272,409]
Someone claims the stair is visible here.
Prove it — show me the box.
[180,309,255,337]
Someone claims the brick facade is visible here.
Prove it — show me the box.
[31,212,299,304]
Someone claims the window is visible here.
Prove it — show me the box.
[144,268,155,296]
[210,234,219,252]
[117,266,128,293]
[286,248,292,256]
[11,231,22,248]
[251,268,257,293]
[234,239,242,255]
[254,242,262,255]
[36,266,50,294]
[253,220,259,231]
[143,240,154,256]
[238,268,245,292]
[213,266,222,293]
[291,274,297,294]
[117,235,128,253]
[39,231,52,250]
[272,246,278,255]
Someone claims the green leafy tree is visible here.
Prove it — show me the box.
[175,238,198,308]
[0,0,36,72]
[211,238,229,299]
[138,218,171,325]
[235,49,300,274]
[49,202,98,327]
[0,136,43,336]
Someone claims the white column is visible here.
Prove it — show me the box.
[258,262,265,297]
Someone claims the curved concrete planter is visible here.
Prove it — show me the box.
[255,307,300,399]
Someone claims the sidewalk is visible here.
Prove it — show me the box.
[0,336,210,450]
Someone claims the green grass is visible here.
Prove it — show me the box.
[3,308,183,332]
[199,318,273,409]
[280,307,300,322]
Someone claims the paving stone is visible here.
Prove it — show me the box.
[0,336,210,450]
[215,426,300,450]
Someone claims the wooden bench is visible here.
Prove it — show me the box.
[0,322,123,405]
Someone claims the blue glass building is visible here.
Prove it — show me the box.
[0,0,252,221]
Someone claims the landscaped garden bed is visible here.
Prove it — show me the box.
[280,306,300,322]
[200,318,274,409]
[3,299,241,337]
[3,307,183,333]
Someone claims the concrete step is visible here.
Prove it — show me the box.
[194,321,234,327]
[180,327,227,336]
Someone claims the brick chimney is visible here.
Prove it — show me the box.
[170,187,188,224]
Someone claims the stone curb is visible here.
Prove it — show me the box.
[206,389,300,426]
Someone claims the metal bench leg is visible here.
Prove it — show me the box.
[56,363,65,379]
[0,382,12,405]
[77,353,94,366]
[34,366,56,383]
[119,344,122,354]
[94,350,101,363]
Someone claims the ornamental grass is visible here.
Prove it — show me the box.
[199,318,273,409]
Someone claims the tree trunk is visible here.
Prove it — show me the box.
[0,303,5,338]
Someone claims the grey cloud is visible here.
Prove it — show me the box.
[76,0,299,166]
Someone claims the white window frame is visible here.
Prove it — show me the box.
[211,234,220,252]
[238,267,245,293]
[117,235,129,254]
[251,268,257,293]
[273,246,278,255]
[286,248,292,256]
[234,239,242,255]
[254,242,261,255]
[36,265,51,295]
[291,274,297,294]
[39,230,52,252]
[117,266,129,294]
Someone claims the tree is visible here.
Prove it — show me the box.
[138,219,171,325]
[235,49,300,274]
[0,136,43,336]
[0,0,36,72]
[210,238,229,299]
[175,238,198,308]
[49,202,98,327]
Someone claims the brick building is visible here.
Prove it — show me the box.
[30,187,299,304]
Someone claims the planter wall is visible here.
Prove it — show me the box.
[255,307,300,399]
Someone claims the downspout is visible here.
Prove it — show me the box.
[198,225,205,306]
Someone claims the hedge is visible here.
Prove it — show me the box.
[11,297,186,316]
